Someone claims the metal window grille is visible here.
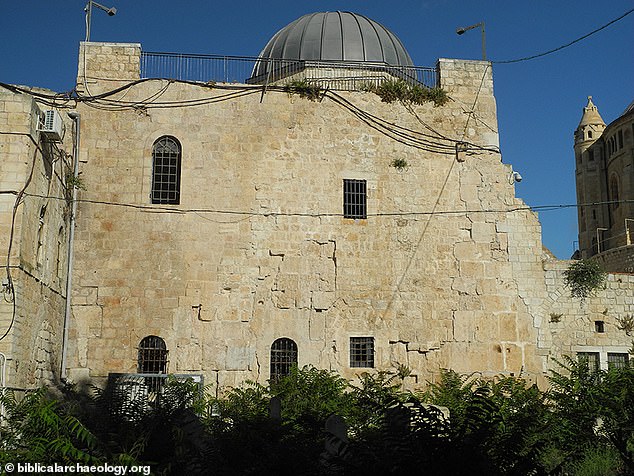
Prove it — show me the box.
[343,179,367,219]
[151,136,181,204]
[138,336,169,375]
[350,337,374,368]
[107,373,203,412]
[608,353,629,370]
[270,338,298,381]
[577,352,600,372]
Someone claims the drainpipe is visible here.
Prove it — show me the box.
[61,112,80,381]
[0,352,5,419]
[0,352,5,387]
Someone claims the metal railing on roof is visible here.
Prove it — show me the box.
[140,51,438,90]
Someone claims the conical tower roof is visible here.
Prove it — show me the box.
[578,96,605,128]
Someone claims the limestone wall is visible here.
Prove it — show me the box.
[76,42,141,95]
[3,42,631,393]
[62,47,566,391]
[0,90,72,388]
[536,261,633,378]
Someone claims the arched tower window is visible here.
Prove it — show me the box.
[270,338,298,381]
[138,336,168,374]
[610,175,620,210]
[151,136,181,204]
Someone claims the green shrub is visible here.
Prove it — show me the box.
[283,80,322,101]
[368,79,449,107]
[563,259,606,299]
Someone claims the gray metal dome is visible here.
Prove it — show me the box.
[252,11,414,78]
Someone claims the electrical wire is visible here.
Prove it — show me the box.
[0,138,40,342]
[16,191,633,219]
[493,8,634,64]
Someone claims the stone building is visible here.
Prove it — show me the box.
[574,96,634,272]
[1,11,633,392]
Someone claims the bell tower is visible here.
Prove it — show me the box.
[574,96,606,258]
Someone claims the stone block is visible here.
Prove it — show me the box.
[312,291,335,310]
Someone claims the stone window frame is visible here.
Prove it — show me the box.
[350,336,374,368]
[138,335,169,374]
[270,337,298,381]
[343,179,367,219]
[574,346,631,372]
[151,135,182,205]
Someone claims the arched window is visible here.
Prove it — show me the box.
[138,336,168,374]
[151,136,181,204]
[270,338,298,381]
[610,175,620,210]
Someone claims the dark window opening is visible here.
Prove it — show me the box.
[618,130,623,149]
[138,336,168,374]
[343,179,367,219]
[608,353,629,369]
[270,338,298,381]
[350,337,374,368]
[610,175,620,210]
[595,321,605,333]
[577,352,600,372]
[588,149,594,161]
[151,136,181,204]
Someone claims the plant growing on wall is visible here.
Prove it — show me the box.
[390,158,409,170]
[283,80,322,101]
[65,172,86,192]
[617,314,634,336]
[563,259,606,300]
[549,313,563,323]
[366,79,449,107]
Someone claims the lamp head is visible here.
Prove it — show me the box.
[107,7,116,15]
[456,27,466,35]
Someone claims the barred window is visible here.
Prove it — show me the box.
[343,179,367,219]
[577,352,600,373]
[151,136,181,204]
[270,338,298,381]
[608,353,629,370]
[138,336,168,374]
[350,337,374,368]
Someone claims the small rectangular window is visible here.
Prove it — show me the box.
[350,337,374,368]
[577,352,600,372]
[595,321,605,333]
[343,179,367,219]
[608,353,629,370]
[588,150,594,161]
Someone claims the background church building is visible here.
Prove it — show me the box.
[1,11,633,393]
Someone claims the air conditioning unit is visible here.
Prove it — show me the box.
[38,109,65,142]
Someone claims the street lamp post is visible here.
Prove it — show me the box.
[456,22,486,60]
[85,1,117,42]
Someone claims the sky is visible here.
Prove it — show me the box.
[1,1,633,260]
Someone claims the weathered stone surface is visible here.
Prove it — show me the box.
[1,43,633,392]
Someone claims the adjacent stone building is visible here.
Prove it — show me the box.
[574,96,634,273]
[1,11,632,392]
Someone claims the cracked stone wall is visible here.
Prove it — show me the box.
[60,44,634,391]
